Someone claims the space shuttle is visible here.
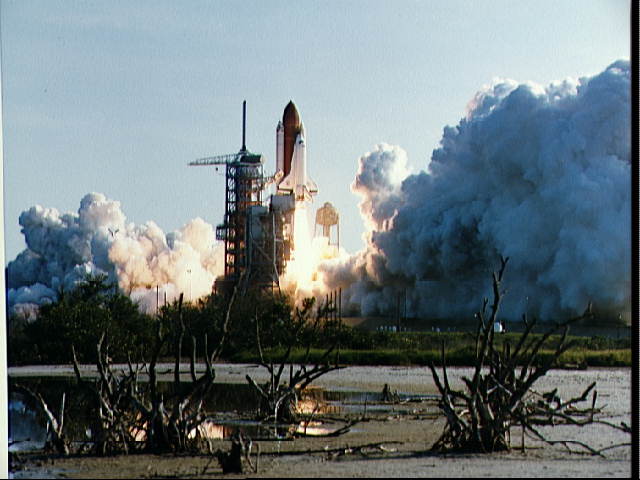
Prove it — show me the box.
[276,101,318,202]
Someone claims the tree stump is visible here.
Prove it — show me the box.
[216,432,254,474]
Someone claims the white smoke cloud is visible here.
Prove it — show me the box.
[319,60,631,322]
[6,193,224,315]
[351,143,411,232]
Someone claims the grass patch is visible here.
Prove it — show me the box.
[559,349,631,367]
[225,327,631,368]
[228,345,631,368]
[314,330,630,352]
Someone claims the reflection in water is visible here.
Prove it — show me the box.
[296,396,340,416]
[294,420,335,436]
[9,398,47,452]
[188,420,228,440]
[8,377,429,448]
[129,415,147,443]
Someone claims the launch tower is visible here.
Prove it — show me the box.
[190,100,329,296]
[189,102,280,294]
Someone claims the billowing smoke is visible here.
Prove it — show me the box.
[319,60,631,322]
[351,143,411,232]
[7,193,224,316]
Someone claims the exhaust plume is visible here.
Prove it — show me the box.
[7,193,224,316]
[319,60,631,322]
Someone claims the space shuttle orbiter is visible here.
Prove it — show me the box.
[276,101,318,202]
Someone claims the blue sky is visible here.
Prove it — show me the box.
[1,0,630,263]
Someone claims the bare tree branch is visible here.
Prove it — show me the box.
[429,257,627,456]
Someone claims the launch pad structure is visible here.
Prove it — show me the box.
[190,100,329,295]
[190,102,285,294]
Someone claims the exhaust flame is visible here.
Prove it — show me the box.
[280,202,347,299]
[281,203,315,293]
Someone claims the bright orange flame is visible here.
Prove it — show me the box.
[282,203,315,292]
[281,201,348,299]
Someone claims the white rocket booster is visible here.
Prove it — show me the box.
[276,120,284,176]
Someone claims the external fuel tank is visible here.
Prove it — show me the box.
[282,101,301,178]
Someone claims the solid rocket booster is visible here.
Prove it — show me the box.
[276,101,318,202]
[276,121,284,176]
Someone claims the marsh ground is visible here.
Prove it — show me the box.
[9,365,632,478]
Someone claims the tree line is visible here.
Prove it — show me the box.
[7,274,340,366]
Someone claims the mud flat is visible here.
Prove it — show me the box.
[9,365,632,478]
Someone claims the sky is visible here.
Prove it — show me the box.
[0,0,631,264]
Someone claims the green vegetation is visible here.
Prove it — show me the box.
[7,275,631,368]
[9,275,155,364]
[229,345,631,368]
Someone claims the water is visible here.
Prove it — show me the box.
[8,377,431,450]
[8,399,46,452]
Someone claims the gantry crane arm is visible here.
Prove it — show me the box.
[188,153,243,166]
[188,150,264,168]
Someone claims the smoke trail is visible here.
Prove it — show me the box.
[319,60,631,322]
[6,193,224,316]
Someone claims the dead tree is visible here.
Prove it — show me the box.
[142,284,241,453]
[12,385,70,456]
[428,256,624,454]
[71,334,144,455]
[70,284,241,454]
[246,297,343,424]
